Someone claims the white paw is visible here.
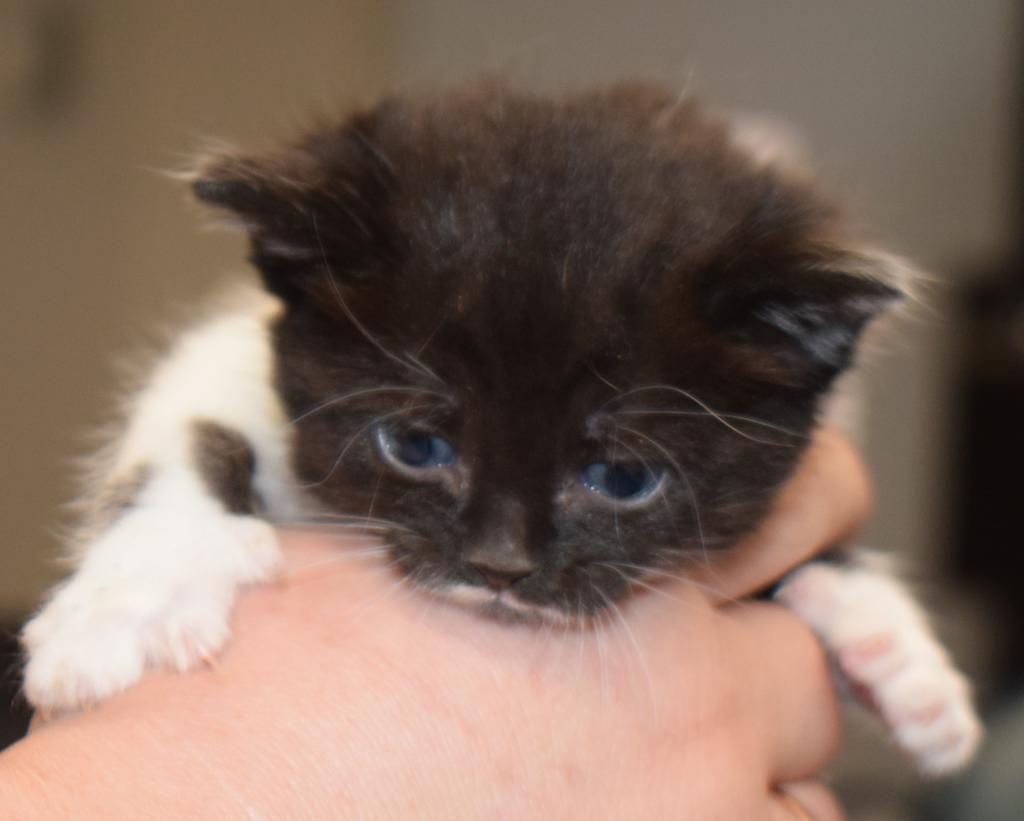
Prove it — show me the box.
[777,561,983,776]
[23,506,281,713]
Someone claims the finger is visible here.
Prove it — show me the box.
[725,602,842,780]
[697,427,872,601]
[769,781,845,821]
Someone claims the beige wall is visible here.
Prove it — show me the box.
[0,0,395,615]
[1,1,1018,617]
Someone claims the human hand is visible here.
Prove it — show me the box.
[696,426,872,601]
[2,429,865,819]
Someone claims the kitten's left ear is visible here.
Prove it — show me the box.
[702,247,910,386]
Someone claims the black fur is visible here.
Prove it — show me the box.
[194,82,900,614]
[192,420,262,515]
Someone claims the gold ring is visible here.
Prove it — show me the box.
[774,786,816,821]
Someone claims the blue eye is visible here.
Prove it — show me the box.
[581,462,662,502]
[377,427,455,471]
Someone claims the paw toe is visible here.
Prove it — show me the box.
[874,666,982,776]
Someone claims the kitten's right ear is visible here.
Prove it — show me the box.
[191,150,321,259]
[188,129,395,300]
[191,160,292,229]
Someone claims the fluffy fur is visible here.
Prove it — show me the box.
[22,81,980,773]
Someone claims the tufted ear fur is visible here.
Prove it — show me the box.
[190,118,396,302]
[726,111,814,178]
[701,245,907,389]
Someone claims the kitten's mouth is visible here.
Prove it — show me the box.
[433,583,584,628]
[387,535,629,625]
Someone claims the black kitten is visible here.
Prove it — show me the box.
[200,81,895,612]
[22,81,979,774]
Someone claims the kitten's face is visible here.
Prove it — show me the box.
[195,83,899,620]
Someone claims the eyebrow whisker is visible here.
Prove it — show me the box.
[603,384,802,446]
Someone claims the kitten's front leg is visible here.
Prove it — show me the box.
[775,556,983,776]
[23,302,299,713]
[22,468,280,712]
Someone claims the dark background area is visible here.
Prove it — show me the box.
[0,632,30,749]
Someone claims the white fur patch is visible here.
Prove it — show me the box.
[109,289,303,521]
[23,291,304,711]
[23,469,282,712]
[776,560,983,776]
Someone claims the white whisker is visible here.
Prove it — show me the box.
[616,408,800,446]
[280,522,394,535]
[288,385,449,426]
[596,588,656,710]
[287,554,400,587]
[332,567,411,624]
[364,465,386,528]
[604,384,802,446]
[618,425,710,567]
[290,512,414,529]
[592,606,611,707]
[603,560,741,608]
[312,213,446,387]
[608,432,689,562]
[301,403,434,489]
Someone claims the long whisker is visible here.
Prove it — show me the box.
[603,384,802,446]
[294,545,391,564]
[279,531,393,549]
[402,350,444,385]
[280,520,395,533]
[705,481,788,507]
[607,432,692,571]
[312,213,444,387]
[364,465,387,531]
[301,403,434,488]
[290,511,412,528]
[618,425,710,567]
[415,313,448,359]
[614,409,802,446]
[612,570,688,605]
[603,565,739,623]
[596,587,655,708]
[572,590,588,691]
[334,568,413,625]
[288,386,449,426]
[592,602,611,707]
[602,560,742,608]
[610,422,624,551]
[536,602,557,656]
[274,506,403,532]
[286,553,399,587]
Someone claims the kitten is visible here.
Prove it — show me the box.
[22,81,980,775]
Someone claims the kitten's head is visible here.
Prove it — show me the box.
[194,82,903,620]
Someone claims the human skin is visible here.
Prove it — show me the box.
[0,429,865,819]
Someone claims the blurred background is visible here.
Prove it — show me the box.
[0,1,1020,817]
